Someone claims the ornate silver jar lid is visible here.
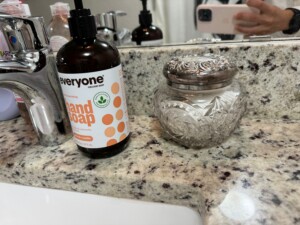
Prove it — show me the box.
[163,54,237,90]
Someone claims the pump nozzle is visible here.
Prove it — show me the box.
[138,0,152,27]
[68,0,97,39]
[141,0,147,11]
[74,0,83,9]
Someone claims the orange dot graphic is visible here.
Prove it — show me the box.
[118,122,125,133]
[111,82,120,94]
[102,114,114,125]
[105,127,116,137]
[116,109,123,120]
[120,133,127,142]
[107,139,117,147]
[113,96,122,108]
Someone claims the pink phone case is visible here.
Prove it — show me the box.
[196,4,259,34]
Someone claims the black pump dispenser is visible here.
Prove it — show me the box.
[132,0,163,45]
[68,0,96,38]
[139,0,152,27]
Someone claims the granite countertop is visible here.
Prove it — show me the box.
[1,40,300,225]
[0,115,299,225]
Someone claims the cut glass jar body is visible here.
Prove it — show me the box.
[154,54,246,148]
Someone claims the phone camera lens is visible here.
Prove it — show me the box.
[198,9,212,22]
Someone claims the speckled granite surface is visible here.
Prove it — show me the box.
[121,40,300,120]
[0,40,300,225]
[0,116,299,225]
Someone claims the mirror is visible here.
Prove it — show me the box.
[25,0,300,46]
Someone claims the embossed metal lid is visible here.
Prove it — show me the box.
[163,54,237,90]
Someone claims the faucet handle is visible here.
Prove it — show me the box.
[95,10,127,32]
[0,13,49,52]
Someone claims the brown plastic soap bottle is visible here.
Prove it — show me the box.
[132,0,163,46]
[56,0,130,158]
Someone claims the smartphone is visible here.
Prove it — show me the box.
[196,4,259,34]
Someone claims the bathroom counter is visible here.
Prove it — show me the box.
[0,116,299,225]
[1,39,300,224]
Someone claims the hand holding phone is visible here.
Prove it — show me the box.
[196,4,260,34]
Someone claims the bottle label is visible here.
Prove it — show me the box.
[140,39,163,46]
[50,35,69,52]
[13,93,24,103]
[0,31,12,60]
[58,65,130,149]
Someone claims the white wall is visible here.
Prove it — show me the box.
[149,0,200,44]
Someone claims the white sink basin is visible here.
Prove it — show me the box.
[0,182,203,225]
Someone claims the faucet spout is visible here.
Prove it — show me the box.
[0,14,72,146]
[0,54,72,146]
[0,49,41,73]
[0,60,37,73]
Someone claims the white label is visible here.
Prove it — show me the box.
[50,36,69,52]
[13,93,24,103]
[58,65,130,149]
[0,31,12,60]
[141,39,163,46]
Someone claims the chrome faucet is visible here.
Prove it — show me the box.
[95,11,131,46]
[0,13,72,146]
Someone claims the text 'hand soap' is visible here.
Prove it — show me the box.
[56,0,130,158]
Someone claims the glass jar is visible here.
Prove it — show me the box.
[154,54,246,148]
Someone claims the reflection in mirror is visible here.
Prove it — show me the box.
[23,0,300,46]
[149,0,201,44]
[148,0,300,45]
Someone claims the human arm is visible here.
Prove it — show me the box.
[233,0,295,35]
